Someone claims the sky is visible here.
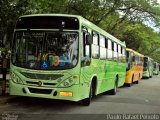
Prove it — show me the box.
[145,0,160,32]
[154,0,160,32]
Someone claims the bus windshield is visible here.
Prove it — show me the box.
[12,31,78,70]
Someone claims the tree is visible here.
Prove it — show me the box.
[1,0,160,62]
[0,0,32,47]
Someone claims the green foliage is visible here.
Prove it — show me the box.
[0,0,31,45]
[0,0,160,62]
[33,0,68,14]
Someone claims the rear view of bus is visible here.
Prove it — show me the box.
[143,56,154,78]
[125,48,144,87]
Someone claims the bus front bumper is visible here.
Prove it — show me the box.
[142,71,149,78]
[9,80,82,102]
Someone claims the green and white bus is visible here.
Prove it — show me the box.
[153,62,159,75]
[10,14,126,105]
[143,56,154,78]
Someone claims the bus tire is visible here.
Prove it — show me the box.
[135,80,139,84]
[127,83,131,87]
[149,72,152,78]
[135,74,139,84]
[146,77,149,79]
[110,77,118,95]
[127,75,134,87]
[81,82,93,106]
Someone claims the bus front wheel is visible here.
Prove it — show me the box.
[81,82,93,106]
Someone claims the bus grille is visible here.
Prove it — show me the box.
[26,81,57,86]
[28,88,52,94]
[20,72,64,80]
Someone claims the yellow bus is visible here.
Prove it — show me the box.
[125,48,144,87]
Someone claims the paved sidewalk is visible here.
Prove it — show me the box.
[0,74,15,104]
[0,95,15,104]
[0,74,10,95]
[0,86,15,105]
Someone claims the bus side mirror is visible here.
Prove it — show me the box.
[86,34,92,45]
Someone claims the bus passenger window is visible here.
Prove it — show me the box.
[92,33,99,59]
[107,39,112,60]
[113,42,118,61]
[122,48,126,62]
[118,45,122,62]
[81,30,91,67]
[100,35,106,59]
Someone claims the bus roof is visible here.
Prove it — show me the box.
[144,56,153,60]
[19,14,126,47]
[126,48,144,57]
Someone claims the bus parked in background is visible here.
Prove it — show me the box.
[125,48,144,87]
[143,56,154,78]
[10,14,126,106]
[153,62,159,75]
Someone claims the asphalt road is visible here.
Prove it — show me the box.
[0,75,160,120]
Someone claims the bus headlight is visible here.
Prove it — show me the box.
[10,72,24,85]
[58,75,78,87]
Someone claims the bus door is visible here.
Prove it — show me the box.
[79,28,92,97]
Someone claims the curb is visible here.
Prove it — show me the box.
[0,87,14,104]
[0,95,16,104]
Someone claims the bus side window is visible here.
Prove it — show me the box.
[118,45,121,62]
[82,32,91,57]
[92,32,99,59]
[107,39,112,60]
[122,47,126,63]
[81,29,91,67]
[100,35,106,59]
[113,42,118,61]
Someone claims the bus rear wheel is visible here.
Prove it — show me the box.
[135,80,139,84]
[127,75,134,87]
[110,77,118,95]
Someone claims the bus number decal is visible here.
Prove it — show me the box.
[49,56,69,67]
